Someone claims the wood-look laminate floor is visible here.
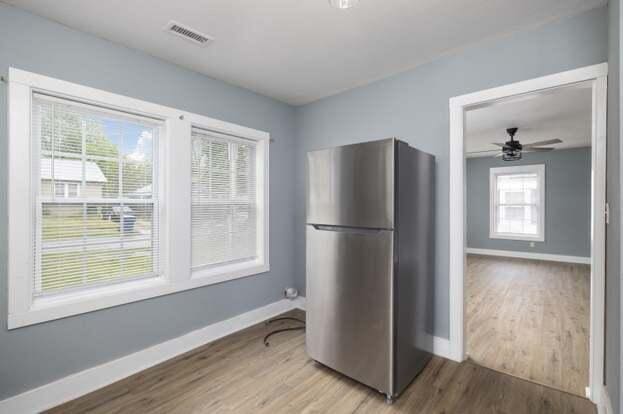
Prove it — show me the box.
[466,254,590,397]
[49,309,594,414]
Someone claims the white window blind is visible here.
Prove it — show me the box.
[191,128,258,269]
[33,93,160,296]
[490,165,544,241]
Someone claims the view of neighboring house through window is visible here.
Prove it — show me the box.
[44,159,101,198]
[489,164,545,241]
[191,128,258,269]
[34,93,160,295]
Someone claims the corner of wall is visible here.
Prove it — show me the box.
[607,0,622,413]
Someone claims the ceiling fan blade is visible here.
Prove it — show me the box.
[467,150,499,155]
[491,142,505,147]
[523,147,554,152]
[523,139,562,147]
[494,152,504,158]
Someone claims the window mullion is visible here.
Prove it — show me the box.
[166,117,191,284]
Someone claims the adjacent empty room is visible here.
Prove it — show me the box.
[464,83,593,396]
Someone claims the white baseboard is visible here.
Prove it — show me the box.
[466,248,591,265]
[291,295,306,310]
[432,336,452,360]
[0,298,298,414]
[0,294,450,414]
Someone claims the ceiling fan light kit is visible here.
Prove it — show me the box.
[502,150,522,161]
[501,127,522,161]
[492,127,562,161]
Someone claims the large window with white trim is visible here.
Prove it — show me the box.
[7,68,269,329]
[489,164,545,241]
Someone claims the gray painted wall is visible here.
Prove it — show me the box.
[466,148,591,257]
[0,4,297,400]
[606,0,621,412]
[294,6,608,339]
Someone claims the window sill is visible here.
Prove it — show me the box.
[489,233,544,242]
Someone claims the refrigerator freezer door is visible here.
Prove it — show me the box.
[306,139,395,229]
[306,224,394,394]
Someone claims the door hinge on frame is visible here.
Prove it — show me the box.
[605,202,610,224]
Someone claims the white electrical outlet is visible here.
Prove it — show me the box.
[529,242,535,248]
[284,287,299,299]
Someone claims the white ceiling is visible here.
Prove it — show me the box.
[465,81,592,157]
[5,0,605,105]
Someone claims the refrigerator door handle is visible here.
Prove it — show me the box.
[310,224,389,234]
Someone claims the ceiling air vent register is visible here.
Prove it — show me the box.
[164,21,214,46]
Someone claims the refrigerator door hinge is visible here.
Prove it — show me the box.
[605,202,610,225]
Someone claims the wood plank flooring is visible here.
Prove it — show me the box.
[465,254,590,397]
[49,308,594,413]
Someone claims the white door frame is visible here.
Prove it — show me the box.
[448,63,608,404]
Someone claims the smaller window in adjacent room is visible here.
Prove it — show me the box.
[489,164,545,242]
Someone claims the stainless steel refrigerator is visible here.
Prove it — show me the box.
[305,138,435,403]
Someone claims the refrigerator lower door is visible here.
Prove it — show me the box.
[306,224,394,394]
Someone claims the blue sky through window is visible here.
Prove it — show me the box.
[102,119,153,162]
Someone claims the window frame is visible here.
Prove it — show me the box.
[489,164,545,242]
[7,68,270,329]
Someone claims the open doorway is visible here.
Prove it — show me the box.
[463,82,592,396]
[448,63,608,404]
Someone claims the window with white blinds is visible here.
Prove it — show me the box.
[191,128,258,269]
[8,68,269,329]
[33,93,160,296]
[489,164,545,241]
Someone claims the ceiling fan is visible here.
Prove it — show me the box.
[492,127,562,161]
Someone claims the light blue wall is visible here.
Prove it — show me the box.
[0,4,297,400]
[294,6,608,339]
[0,1,616,405]
[466,148,591,257]
[606,0,621,412]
